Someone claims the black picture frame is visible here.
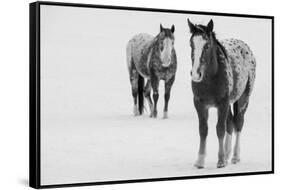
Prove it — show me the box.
[29,1,274,189]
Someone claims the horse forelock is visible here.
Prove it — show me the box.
[195,25,206,33]
[191,24,208,36]
[158,28,174,40]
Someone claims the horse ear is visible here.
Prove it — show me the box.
[207,19,214,33]
[160,24,163,32]
[187,19,196,33]
[171,25,175,33]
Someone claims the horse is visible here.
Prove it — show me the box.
[187,19,256,168]
[126,24,177,118]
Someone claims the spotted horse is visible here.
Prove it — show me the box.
[126,24,177,118]
[187,19,256,168]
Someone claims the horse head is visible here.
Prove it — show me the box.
[187,19,219,82]
[156,24,175,67]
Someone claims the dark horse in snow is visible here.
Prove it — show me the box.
[126,24,177,118]
[187,19,256,168]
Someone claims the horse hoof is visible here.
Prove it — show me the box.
[194,163,204,169]
[133,111,140,116]
[231,157,240,164]
[151,111,157,118]
[163,112,168,119]
[224,154,230,163]
[217,160,227,168]
[194,155,205,169]
[133,106,140,116]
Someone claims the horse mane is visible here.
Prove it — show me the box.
[211,33,228,61]
[153,33,161,44]
[147,33,162,55]
[148,35,160,54]
[195,25,207,33]
[216,40,228,61]
[140,33,161,65]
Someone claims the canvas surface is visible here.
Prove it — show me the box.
[40,5,272,185]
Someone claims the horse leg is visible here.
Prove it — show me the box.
[144,80,153,117]
[129,68,140,116]
[232,90,250,164]
[216,99,229,168]
[225,106,234,163]
[163,76,175,119]
[194,97,209,169]
[151,77,160,118]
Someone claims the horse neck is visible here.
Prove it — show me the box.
[148,36,161,58]
[139,36,161,69]
[206,37,229,83]
[142,37,157,58]
[206,35,219,77]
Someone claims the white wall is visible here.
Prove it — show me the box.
[0,0,279,189]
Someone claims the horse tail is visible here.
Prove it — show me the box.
[138,75,144,115]
[126,40,144,115]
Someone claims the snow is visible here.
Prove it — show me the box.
[40,5,272,185]
[41,107,271,185]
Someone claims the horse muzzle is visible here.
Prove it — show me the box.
[162,58,171,67]
[191,70,203,82]
[162,62,171,67]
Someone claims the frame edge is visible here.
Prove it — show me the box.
[28,1,274,189]
[37,1,274,19]
[29,1,41,189]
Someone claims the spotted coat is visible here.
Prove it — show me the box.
[220,38,256,103]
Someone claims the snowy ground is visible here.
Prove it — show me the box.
[41,78,272,185]
[40,6,272,185]
[41,116,271,185]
